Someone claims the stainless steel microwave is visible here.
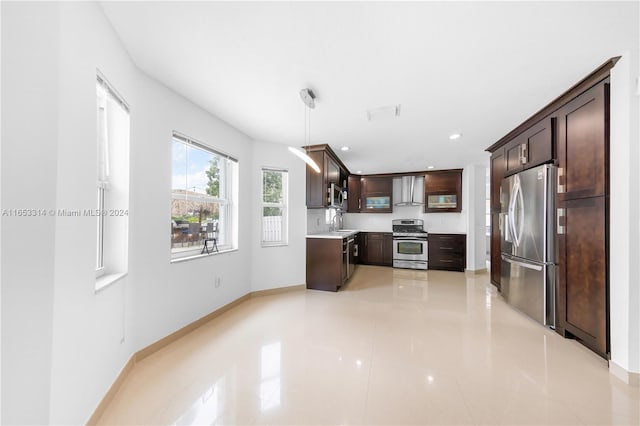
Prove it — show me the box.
[329,183,344,209]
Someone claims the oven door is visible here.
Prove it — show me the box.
[393,237,428,261]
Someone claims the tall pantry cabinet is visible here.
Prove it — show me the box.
[555,81,609,356]
[486,58,617,358]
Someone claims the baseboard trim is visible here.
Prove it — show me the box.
[609,360,640,386]
[87,284,305,424]
[86,355,136,425]
[465,268,488,275]
[136,293,252,362]
[251,284,305,298]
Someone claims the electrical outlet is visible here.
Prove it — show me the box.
[316,218,320,226]
[214,276,221,288]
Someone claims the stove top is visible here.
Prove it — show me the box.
[392,219,427,237]
[392,231,428,238]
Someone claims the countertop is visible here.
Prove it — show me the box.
[427,231,467,235]
[307,230,466,239]
[306,229,362,239]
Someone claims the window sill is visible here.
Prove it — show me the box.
[170,248,237,264]
[95,272,128,293]
[261,242,288,248]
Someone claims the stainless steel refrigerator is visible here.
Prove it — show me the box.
[500,164,556,327]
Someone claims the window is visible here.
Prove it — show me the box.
[261,168,288,246]
[171,132,238,260]
[96,73,130,283]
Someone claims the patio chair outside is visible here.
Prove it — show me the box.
[201,222,219,254]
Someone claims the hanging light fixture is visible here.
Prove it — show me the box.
[289,88,320,173]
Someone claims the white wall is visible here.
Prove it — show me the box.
[2,2,257,424]
[610,49,640,379]
[48,4,138,423]
[250,141,306,291]
[1,3,59,424]
[465,164,488,271]
[128,62,253,353]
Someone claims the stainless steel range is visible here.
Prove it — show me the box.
[392,219,428,270]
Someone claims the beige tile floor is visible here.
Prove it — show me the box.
[97,266,640,425]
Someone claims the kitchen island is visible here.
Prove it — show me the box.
[306,230,359,291]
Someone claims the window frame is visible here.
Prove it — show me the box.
[260,167,288,247]
[170,132,238,261]
[96,72,130,283]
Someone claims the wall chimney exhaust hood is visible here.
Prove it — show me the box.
[395,176,424,206]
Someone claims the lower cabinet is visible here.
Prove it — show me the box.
[557,196,608,357]
[428,234,466,272]
[307,236,357,292]
[360,232,393,266]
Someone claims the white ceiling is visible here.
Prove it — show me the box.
[100,1,638,174]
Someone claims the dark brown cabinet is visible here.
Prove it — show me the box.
[306,238,343,291]
[555,80,609,357]
[307,235,357,292]
[360,232,392,266]
[326,155,340,186]
[557,197,607,355]
[556,82,607,201]
[383,233,393,265]
[347,175,362,212]
[490,149,506,289]
[505,118,554,177]
[305,144,349,209]
[424,170,462,213]
[428,234,466,272]
[305,150,326,208]
[361,177,393,213]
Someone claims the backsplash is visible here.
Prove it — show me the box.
[306,208,343,234]
[308,205,466,234]
[343,205,467,233]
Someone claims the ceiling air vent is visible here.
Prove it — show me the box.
[366,104,401,121]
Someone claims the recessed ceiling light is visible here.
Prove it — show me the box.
[449,133,462,140]
[356,170,363,174]
[427,165,435,169]
[341,146,350,151]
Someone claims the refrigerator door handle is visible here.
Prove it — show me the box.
[508,176,522,248]
[507,182,516,244]
[501,255,543,271]
[515,179,525,245]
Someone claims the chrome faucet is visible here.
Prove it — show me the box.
[330,210,342,231]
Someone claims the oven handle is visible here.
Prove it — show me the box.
[393,237,428,241]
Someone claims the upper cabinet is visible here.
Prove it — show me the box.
[361,176,393,213]
[424,170,463,213]
[347,175,362,212]
[505,117,555,176]
[305,144,349,209]
[556,82,607,201]
[304,144,463,215]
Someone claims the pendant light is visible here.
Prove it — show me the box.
[289,88,320,173]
